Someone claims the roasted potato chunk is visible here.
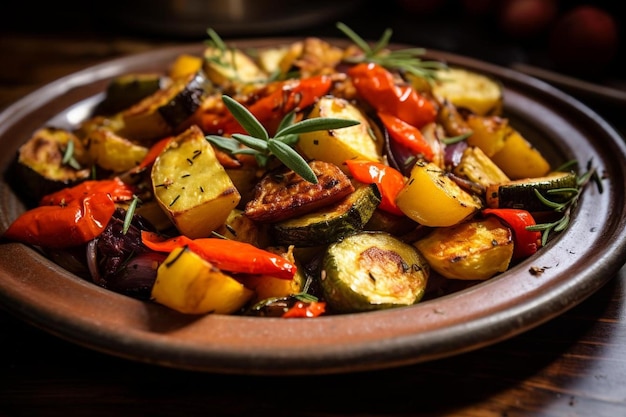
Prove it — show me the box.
[152,125,241,238]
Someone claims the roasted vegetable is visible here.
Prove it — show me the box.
[414,216,513,280]
[118,70,213,141]
[237,246,305,304]
[485,171,577,211]
[298,96,383,173]
[203,45,267,87]
[151,246,253,315]
[453,146,511,189]
[465,114,510,157]
[95,73,168,115]
[321,231,429,313]
[84,126,149,172]
[490,126,551,179]
[396,160,482,227]
[244,160,355,223]
[7,127,91,204]
[151,125,241,238]
[141,231,298,280]
[272,184,381,247]
[431,67,503,116]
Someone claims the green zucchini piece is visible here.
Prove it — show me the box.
[271,184,381,247]
[321,231,430,313]
[95,73,168,115]
[6,127,91,205]
[486,171,578,211]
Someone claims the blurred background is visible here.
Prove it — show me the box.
[0,0,623,127]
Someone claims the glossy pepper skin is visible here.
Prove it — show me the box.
[344,159,406,216]
[39,177,135,206]
[482,208,542,260]
[3,192,117,249]
[378,112,435,161]
[282,300,326,318]
[202,75,334,136]
[3,178,135,249]
[141,231,297,280]
[347,62,437,129]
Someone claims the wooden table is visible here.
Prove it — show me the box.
[1,30,625,417]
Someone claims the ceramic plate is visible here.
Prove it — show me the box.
[1,39,625,375]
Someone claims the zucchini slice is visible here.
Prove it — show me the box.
[6,127,91,204]
[321,231,429,313]
[485,171,578,211]
[271,184,382,247]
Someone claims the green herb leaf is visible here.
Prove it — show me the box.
[222,95,269,141]
[209,95,358,183]
[123,195,141,235]
[526,159,603,245]
[231,133,269,152]
[206,27,227,51]
[205,135,241,153]
[441,132,472,145]
[268,139,318,183]
[277,117,360,137]
[337,22,447,81]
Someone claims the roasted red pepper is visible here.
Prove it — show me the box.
[378,112,435,161]
[39,177,135,206]
[347,62,437,129]
[4,178,135,249]
[205,75,333,136]
[282,300,326,318]
[3,192,117,249]
[345,159,406,216]
[131,136,173,174]
[141,231,297,280]
[482,208,542,260]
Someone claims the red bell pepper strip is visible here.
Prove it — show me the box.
[217,75,333,135]
[282,300,326,318]
[131,136,173,174]
[39,177,135,206]
[347,62,437,129]
[482,208,542,260]
[378,112,435,162]
[3,192,117,249]
[141,231,297,280]
[344,159,406,216]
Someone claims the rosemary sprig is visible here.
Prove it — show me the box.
[441,132,472,146]
[336,22,447,81]
[61,140,81,170]
[122,195,141,235]
[206,95,360,184]
[526,159,603,246]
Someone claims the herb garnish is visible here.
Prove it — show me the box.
[122,195,141,235]
[527,159,603,245]
[337,22,447,81]
[61,140,81,170]
[206,95,359,184]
